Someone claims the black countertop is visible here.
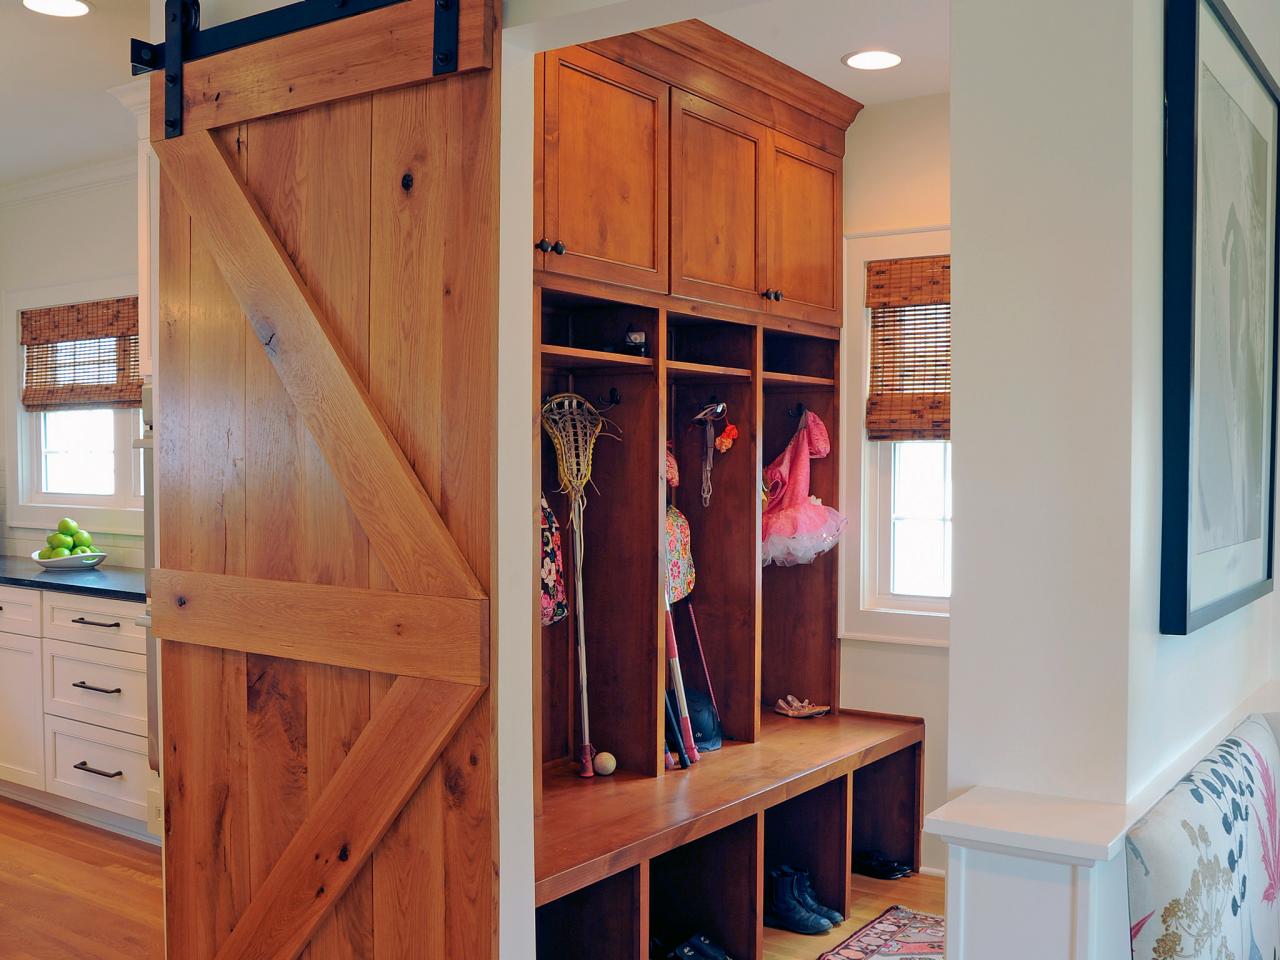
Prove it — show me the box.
[0,555,145,603]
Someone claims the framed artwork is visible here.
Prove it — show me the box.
[1162,0,1280,634]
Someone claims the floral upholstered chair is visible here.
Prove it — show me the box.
[1127,715,1280,960]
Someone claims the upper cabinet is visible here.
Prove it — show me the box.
[539,47,670,293]
[535,24,859,328]
[765,131,843,324]
[670,91,769,312]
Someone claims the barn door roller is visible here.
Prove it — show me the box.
[130,0,461,139]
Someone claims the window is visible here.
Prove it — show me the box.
[862,256,951,615]
[25,407,143,506]
[8,294,144,533]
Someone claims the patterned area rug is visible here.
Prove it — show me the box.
[818,906,945,959]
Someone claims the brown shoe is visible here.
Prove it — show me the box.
[774,695,830,719]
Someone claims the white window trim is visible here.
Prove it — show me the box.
[838,229,951,648]
[2,277,144,537]
[864,439,950,616]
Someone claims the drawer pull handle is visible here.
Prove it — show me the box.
[72,617,121,629]
[72,680,123,695]
[74,760,123,779]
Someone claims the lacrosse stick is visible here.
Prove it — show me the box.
[693,402,727,507]
[542,392,613,777]
[665,575,700,764]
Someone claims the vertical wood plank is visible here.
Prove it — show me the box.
[160,125,253,958]
[245,96,377,958]
[367,66,498,960]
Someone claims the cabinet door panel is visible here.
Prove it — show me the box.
[542,48,669,291]
[670,92,768,311]
[0,631,43,790]
[767,131,842,325]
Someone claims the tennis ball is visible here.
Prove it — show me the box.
[593,751,617,776]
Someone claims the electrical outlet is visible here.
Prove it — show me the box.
[146,786,163,837]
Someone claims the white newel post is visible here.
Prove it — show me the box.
[926,791,1132,960]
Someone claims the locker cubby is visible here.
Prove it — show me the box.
[541,288,659,360]
[853,743,924,873]
[667,371,760,746]
[667,313,756,371]
[763,775,852,922]
[760,384,840,718]
[538,355,663,779]
[536,865,647,960]
[762,329,837,382]
[649,816,761,960]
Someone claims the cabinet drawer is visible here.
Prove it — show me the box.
[44,715,149,820]
[0,585,41,637]
[44,639,146,737]
[42,593,145,655]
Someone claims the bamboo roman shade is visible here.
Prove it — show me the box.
[21,297,143,411]
[865,256,951,441]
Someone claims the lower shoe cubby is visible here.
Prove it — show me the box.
[537,864,648,960]
[649,815,761,960]
[763,775,851,931]
[852,742,923,874]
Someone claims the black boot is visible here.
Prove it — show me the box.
[782,867,844,926]
[764,868,832,935]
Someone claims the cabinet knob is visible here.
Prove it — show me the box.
[535,238,553,253]
[772,290,784,302]
[551,240,567,256]
[761,289,773,300]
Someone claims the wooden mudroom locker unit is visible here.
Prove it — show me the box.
[532,22,926,960]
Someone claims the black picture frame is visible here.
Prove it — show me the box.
[1162,0,1280,634]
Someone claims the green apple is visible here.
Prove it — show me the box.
[72,530,93,549]
[48,533,73,550]
[57,517,79,536]
[71,545,92,556]
[49,547,71,559]
[37,547,52,560]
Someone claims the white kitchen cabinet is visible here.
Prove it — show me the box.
[0,630,44,790]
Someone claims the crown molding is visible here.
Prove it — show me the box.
[0,157,138,209]
[109,78,150,138]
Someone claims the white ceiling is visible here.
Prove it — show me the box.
[704,0,949,107]
[0,0,147,187]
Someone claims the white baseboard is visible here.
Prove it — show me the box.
[0,779,158,845]
[918,865,946,878]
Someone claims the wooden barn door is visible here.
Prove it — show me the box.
[148,3,500,957]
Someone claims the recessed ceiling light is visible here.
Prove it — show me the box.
[844,50,902,71]
[22,0,92,16]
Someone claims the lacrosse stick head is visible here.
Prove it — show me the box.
[541,392,605,508]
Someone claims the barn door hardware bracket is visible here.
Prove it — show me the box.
[432,0,460,76]
[130,0,442,138]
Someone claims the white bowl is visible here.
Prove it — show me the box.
[31,550,107,570]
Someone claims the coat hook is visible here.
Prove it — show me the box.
[596,387,622,411]
[787,402,807,418]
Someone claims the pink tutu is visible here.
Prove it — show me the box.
[762,411,846,567]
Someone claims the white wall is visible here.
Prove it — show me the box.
[1125,0,1280,800]
[844,93,950,235]
[949,0,1280,815]
[0,165,145,565]
[949,0,1141,807]
[841,93,951,871]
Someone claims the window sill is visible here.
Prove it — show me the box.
[840,631,950,650]
[8,502,144,538]
[861,604,949,619]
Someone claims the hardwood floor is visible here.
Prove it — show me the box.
[0,791,939,960]
[762,872,944,960]
[0,797,162,959]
